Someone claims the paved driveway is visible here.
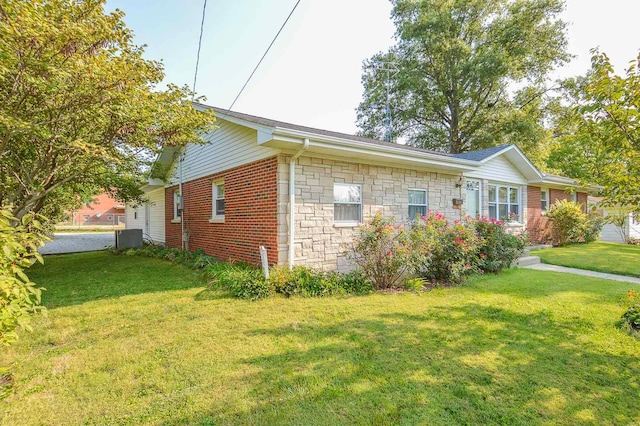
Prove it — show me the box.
[40,232,115,255]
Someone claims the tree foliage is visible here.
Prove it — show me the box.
[0,0,216,221]
[0,208,48,345]
[357,0,569,155]
[548,50,640,212]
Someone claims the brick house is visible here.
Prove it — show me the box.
[66,192,125,226]
[126,104,591,270]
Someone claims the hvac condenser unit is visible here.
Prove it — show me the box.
[115,229,143,249]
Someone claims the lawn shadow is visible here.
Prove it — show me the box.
[30,251,206,309]
[165,303,640,425]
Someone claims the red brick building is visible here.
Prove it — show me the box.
[66,192,125,226]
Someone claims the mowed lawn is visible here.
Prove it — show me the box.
[1,252,639,425]
[533,242,640,277]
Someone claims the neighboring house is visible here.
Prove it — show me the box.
[126,104,591,271]
[592,199,640,243]
[65,192,125,226]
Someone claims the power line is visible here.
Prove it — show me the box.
[227,0,302,112]
[192,0,208,97]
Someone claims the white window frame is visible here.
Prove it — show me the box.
[408,188,428,220]
[465,179,482,219]
[570,192,577,203]
[173,191,182,221]
[488,183,521,223]
[333,183,362,226]
[210,180,225,223]
[540,188,550,214]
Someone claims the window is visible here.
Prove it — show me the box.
[488,184,520,222]
[570,192,577,203]
[465,180,481,218]
[173,191,182,220]
[540,189,549,213]
[334,183,362,224]
[213,181,225,217]
[408,189,427,219]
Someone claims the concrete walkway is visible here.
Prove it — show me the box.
[523,263,640,284]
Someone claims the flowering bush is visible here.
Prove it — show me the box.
[473,217,526,273]
[622,289,640,335]
[409,212,479,284]
[347,212,413,289]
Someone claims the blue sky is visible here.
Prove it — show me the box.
[107,0,640,134]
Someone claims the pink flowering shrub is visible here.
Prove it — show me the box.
[472,217,526,273]
[409,211,479,283]
[347,212,412,289]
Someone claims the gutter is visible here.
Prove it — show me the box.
[289,138,310,269]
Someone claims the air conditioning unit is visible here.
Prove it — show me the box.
[115,229,143,249]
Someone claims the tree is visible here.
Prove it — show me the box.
[356,0,570,155]
[549,50,640,212]
[0,0,216,222]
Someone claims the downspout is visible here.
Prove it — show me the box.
[289,138,309,269]
[179,151,185,250]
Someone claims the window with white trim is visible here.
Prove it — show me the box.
[540,189,549,213]
[570,192,577,203]
[173,191,182,220]
[334,183,362,224]
[488,184,520,222]
[212,181,225,217]
[408,189,427,219]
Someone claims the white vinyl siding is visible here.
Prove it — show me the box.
[147,188,166,244]
[125,205,145,230]
[167,120,279,185]
[465,155,528,184]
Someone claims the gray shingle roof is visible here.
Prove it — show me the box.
[452,145,511,161]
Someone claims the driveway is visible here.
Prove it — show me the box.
[40,232,115,255]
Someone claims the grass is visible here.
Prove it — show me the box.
[532,242,640,278]
[1,252,639,425]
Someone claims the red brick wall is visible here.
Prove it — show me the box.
[165,157,279,265]
[527,186,588,243]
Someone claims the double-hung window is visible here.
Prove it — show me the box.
[488,184,520,222]
[408,189,427,219]
[212,181,225,218]
[173,191,182,220]
[334,183,362,224]
[540,189,549,213]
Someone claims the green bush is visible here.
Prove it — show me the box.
[622,305,640,334]
[584,213,605,243]
[546,200,588,246]
[207,263,271,301]
[0,208,49,345]
[473,218,525,273]
[347,213,413,289]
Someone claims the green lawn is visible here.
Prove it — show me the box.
[533,242,640,278]
[1,252,639,425]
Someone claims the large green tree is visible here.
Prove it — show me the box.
[548,50,640,211]
[357,0,569,155]
[0,0,216,222]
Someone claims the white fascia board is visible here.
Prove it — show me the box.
[272,127,479,172]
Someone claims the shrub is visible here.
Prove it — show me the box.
[0,209,49,345]
[409,212,479,284]
[207,263,271,301]
[584,213,605,243]
[473,218,525,273]
[622,305,640,334]
[332,270,374,295]
[347,213,413,289]
[546,200,588,246]
[268,265,341,297]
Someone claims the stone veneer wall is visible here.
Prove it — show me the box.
[277,155,464,271]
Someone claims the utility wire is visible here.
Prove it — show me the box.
[227,0,302,111]
[192,0,208,98]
